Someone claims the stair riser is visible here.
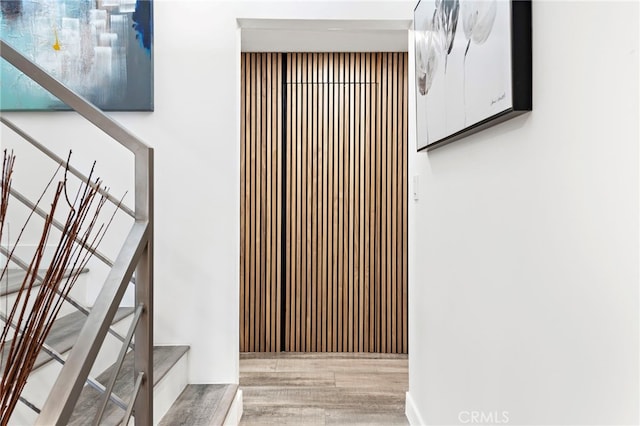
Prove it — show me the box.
[8,357,63,426]
[152,350,189,425]
[83,262,136,309]
[8,401,38,425]
[224,390,243,426]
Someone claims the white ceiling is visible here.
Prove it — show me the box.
[239,19,411,52]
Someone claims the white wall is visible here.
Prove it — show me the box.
[1,0,414,384]
[408,1,639,424]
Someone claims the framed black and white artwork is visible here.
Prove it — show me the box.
[414,0,531,151]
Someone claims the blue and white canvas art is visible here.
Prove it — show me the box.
[0,0,153,111]
[415,0,515,150]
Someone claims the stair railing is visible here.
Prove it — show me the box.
[1,39,154,426]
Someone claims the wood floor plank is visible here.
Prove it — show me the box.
[238,357,278,372]
[241,407,326,426]
[274,358,407,374]
[240,371,335,387]
[325,410,408,426]
[334,371,409,391]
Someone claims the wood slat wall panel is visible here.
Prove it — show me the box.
[241,52,407,354]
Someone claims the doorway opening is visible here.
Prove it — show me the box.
[240,52,407,354]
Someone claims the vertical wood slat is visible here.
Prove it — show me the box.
[374,53,382,353]
[285,54,293,351]
[241,52,407,354]
[368,53,376,353]
[250,53,257,352]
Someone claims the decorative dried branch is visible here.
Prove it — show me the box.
[0,151,119,424]
[0,150,14,247]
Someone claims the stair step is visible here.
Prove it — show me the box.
[0,269,35,296]
[68,345,189,425]
[0,268,89,297]
[1,307,133,371]
[159,384,239,426]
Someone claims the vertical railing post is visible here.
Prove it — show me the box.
[134,147,154,425]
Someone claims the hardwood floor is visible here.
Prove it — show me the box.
[239,353,408,425]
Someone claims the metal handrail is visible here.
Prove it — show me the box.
[0,38,154,425]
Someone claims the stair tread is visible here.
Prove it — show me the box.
[68,345,189,425]
[158,384,239,426]
[0,268,89,297]
[0,269,33,296]
[1,307,133,371]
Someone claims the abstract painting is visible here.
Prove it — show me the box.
[0,0,153,111]
[414,0,531,151]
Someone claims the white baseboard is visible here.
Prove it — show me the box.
[406,391,426,426]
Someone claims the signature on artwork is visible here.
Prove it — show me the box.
[491,93,506,106]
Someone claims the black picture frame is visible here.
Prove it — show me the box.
[414,0,531,151]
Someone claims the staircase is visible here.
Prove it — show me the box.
[2,279,240,426]
[0,37,157,425]
[2,269,240,425]
[1,270,190,425]
[0,38,241,426]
